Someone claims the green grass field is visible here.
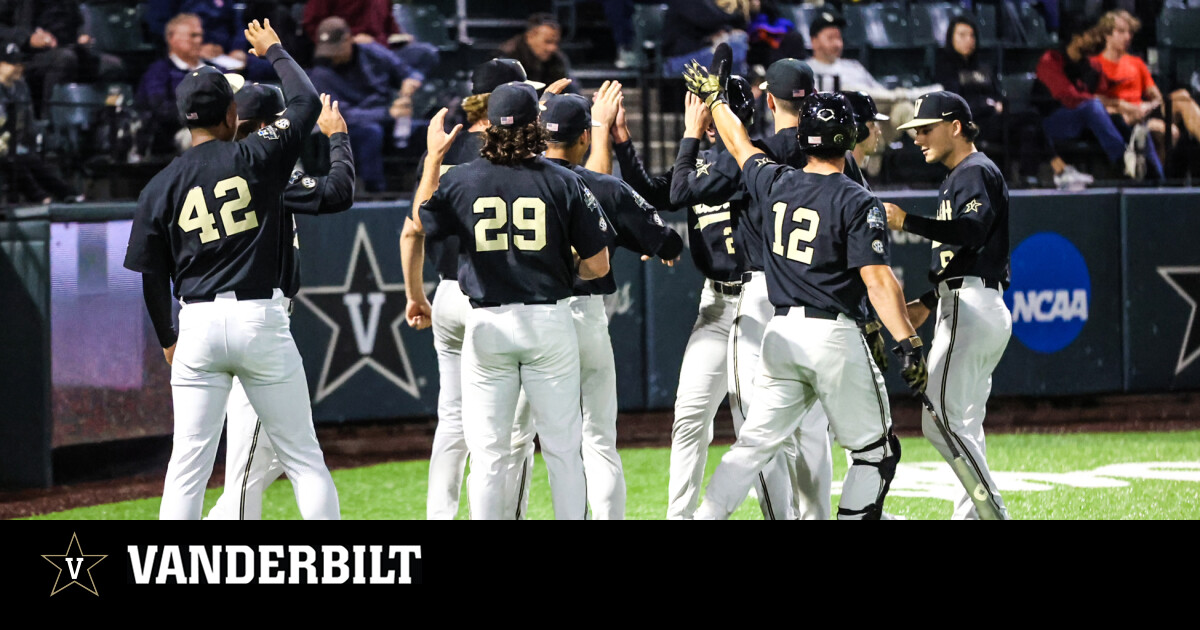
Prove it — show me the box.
[26,430,1200,520]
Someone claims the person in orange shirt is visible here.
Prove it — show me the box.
[1092,9,1200,176]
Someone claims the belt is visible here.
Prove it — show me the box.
[773,305,839,320]
[182,288,276,303]
[942,277,1001,291]
[469,298,559,309]
[710,271,754,296]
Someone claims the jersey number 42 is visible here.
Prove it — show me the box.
[178,176,258,244]
[771,202,820,264]
[473,197,547,252]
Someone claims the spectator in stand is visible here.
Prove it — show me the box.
[936,16,1003,130]
[136,13,220,157]
[602,0,638,69]
[1034,15,1132,186]
[0,40,79,203]
[661,0,749,78]
[145,0,274,80]
[308,16,424,193]
[0,0,124,116]
[804,10,885,94]
[302,0,439,78]
[1091,9,1200,173]
[497,13,572,87]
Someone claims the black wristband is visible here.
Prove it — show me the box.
[919,289,939,310]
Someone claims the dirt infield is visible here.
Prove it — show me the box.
[2,392,1198,519]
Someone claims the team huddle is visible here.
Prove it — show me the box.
[124,22,1012,520]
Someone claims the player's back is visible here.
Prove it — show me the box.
[422,156,605,305]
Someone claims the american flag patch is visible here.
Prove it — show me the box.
[808,136,822,144]
[793,89,806,98]
[546,123,559,131]
[501,116,514,125]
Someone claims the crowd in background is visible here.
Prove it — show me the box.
[0,0,1197,205]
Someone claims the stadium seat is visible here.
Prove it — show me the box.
[394,4,457,52]
[857,2,913,49]
[910,2,971,48]
[46,83,107,156]
[631,3,667,71]
[1016,1,1056,48]
[974,3,999,48]
[1000,72,1037,113]
[80,3,156,55]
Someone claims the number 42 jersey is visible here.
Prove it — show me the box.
[742,152,891,320]
[418,156,609,305]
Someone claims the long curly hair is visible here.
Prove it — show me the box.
[462,93,490,127]
[481,121,548,166]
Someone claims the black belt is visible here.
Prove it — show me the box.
[182,288,275,303]
[942,277,1001,291]
[711,271,754,296]
[469,298,559,309]
[773,305,839,320]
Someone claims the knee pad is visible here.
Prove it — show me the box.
[836,429,901,520]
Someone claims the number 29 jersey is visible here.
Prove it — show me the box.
[123,117,308,299]
[742,152,891,320]
[418,156,609,305]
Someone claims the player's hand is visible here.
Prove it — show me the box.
[406,298,432,330]
[683,93,713,139]
[317,94,348,136]
[640,254,678,267]
[892,336,927,393]
[683,60,725,110]
[163,343,176,366]
[591,80,623,129]
[426,107,462,158]
[883,202,906,231]
[861,319,888,372]
[612,98,631,143]
[29,28,56,49]
[543,78,573,97]
[906,298,931,329]
[245,19,282,57]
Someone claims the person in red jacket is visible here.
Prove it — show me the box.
[1034,16,1135,185]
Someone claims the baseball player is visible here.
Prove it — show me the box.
[405,83,610,520]
[123,20,340,520]
[683,65,927,520]
[503,91,683,520]
[402,58,551,520]
[841,90,889,180]
[206,85,356,520]
[884,91,1012,520]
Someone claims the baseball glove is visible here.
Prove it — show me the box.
[892,336,927,393]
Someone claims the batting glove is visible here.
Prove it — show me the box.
[861,319,888,372]
[683,60,726,110]
[892,336,927,393]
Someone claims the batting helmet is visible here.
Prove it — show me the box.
[728,75,756,128]
[840,90,888,144]
[797,92,857,152]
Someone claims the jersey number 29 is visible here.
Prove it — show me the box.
[473,197,546,252]
[178,176,257,243]
[771,202,819,264]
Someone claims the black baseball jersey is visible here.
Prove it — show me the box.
[418,156,609,305]
[123,46,320,300]
[653,138,745,281]
[550,158,682,296]
[279,131,356,296]
[743,152,891,319]
[415,130,486,281]
[902,151,1010,285]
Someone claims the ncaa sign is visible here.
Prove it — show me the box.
[1004,232,1090,354]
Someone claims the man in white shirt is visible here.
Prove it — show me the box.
[805,11,886,95]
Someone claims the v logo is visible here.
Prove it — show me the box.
[343,293,387,355]
[66,557,83,580]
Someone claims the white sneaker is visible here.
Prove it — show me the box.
[1054,164,1094,191]
[1124,123,1148,180]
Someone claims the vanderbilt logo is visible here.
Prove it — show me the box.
[296,224,419,402]
[42,533,107,596]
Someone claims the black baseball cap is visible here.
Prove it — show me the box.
[541,93,595,142]
[488,82,543,127]
[809,10,847,40]
[0,40,24,64]
[897,91,973,130]
[472,58,546,94]
[177,66,234,128]
[314,16,351,60]
[759,58,814,101]
[235,83,285,121]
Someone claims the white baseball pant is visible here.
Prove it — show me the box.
[696,309,894,520]
[728,271,832,520]
[923,277,1012,520]
[206,377,284,520]
[427,279,472,519]
[462,302,586,520]
[163,290,339,520]
[667,280,794,520]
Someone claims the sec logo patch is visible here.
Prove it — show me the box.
[302,177,317,189]
[872,239,884,254]
[274,118,290,130]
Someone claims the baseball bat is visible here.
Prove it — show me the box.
[917,392,1005,521]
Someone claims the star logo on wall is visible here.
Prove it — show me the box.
[1158,266,1200,375]
[42,533,106,596]
[295,224,419,402]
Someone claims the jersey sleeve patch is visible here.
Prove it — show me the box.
[867,206,887,230]
[302,176,317,189]
[582,186,601,214]
[872,239,885,254]
[273,117,290,130]
[963,198,983,213]
[257,126,279,141]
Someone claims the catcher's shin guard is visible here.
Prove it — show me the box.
[837,430,901,520]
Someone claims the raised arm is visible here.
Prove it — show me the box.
[682,60,759,169]
[246,20,321,133]
[404,108,462,329]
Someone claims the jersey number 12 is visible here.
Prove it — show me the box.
[178,176,257,243]
[771,202,819,264]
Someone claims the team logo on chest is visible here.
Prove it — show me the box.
[296,224,419,402]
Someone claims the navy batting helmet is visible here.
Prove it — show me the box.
[797,92,857,152]
[728,75,756,128]
[840,90,888,144]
